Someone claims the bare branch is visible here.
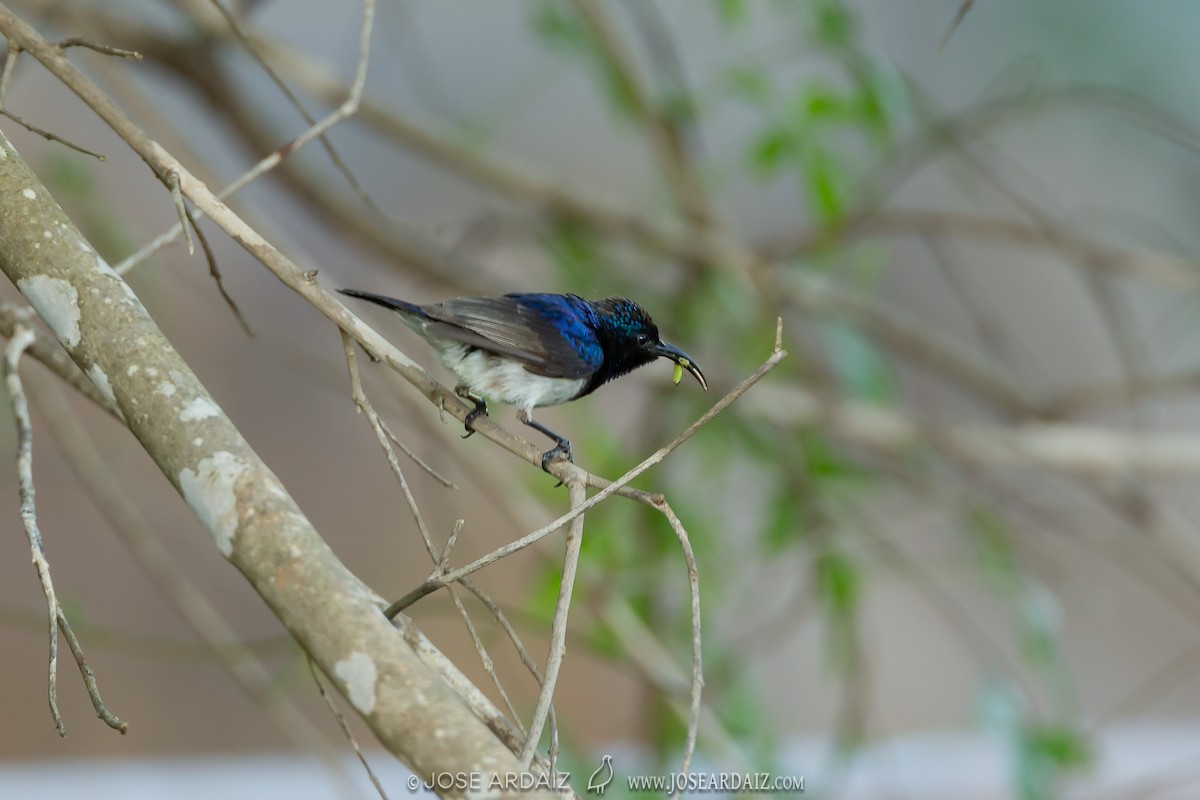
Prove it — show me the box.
[168,171,195,255]
[113,0,377,274]
[0,74,549,798]
[652,497,702,781]
[55,37,141,60]
[5,325,62,734]
[939,0,975,50]
[520,478,586,765]
[387,327,788,615]
[308,658,390,800]
[184,206,255,336]
[206,0,384,216]
[569,0,712,229]
[32,375,352,779]
[0,300,119,417]
[5,325,125,734]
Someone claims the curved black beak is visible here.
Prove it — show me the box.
[653,341,707,390]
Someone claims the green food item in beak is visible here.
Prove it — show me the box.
[673,360,685,384]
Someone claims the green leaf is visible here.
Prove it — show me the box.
[1016,723,1093,800]
[811,0,856,47]
[749,126,796,176]
[816,549,858,618]
[802,85,845,120]
[1022,724,1092,770]
[713,0,749,28]
[804,144,847,223]
[530,1,587,49]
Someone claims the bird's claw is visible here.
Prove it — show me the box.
[462,402,488,439]
[540,441,573,484]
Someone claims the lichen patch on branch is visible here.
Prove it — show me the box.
[17,275,79,348]
[334,651,378,715]
[179,450,248,557]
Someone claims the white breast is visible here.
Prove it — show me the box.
[434,343,587,413]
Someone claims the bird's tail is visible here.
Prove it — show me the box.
[338,289,427,319]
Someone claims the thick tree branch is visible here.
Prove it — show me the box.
[0,120,551,799]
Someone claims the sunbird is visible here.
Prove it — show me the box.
[339,290,707,471]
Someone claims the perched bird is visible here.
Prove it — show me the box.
[338,289,707,471]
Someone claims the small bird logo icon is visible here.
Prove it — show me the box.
[587,754,614,795]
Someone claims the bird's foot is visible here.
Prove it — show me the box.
[540,440,573,479]
[462,405,488,439]
[458,389,488,439]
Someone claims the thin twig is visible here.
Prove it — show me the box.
[342,331,436,555]
[184,204,254,335]
[520,478,587,766]
[6,326,126,734]
[0,40,18,101]
[569,0,712,229]
[56,608,127,733]
[387,324,789,616]
[383,422,455,488]
[938,0,975,51]
[0,300,119,418]
[343,331,453,487]
[169,171,196,255]
[0,108,104,159]
[33,376,360,769]
[207,0,385,217]
[652,498,702,784]
[1,40,101,159]
[308,658,390,800]
[55,37,141,60]
[6,326,62,734]
[447,578,525,733]
[458,580,540,739]
[113,0,377,274]
[343,331,525,731]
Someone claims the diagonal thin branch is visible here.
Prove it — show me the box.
[112,0,377,274]
[184,205,255,336]
[308,658,390,800]
[387,324,789,616]
[520,478,586,766]
[206,0,385,217]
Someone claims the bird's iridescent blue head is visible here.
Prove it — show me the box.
[591,297,707,390]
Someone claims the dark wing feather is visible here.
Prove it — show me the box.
[420,296,597,379]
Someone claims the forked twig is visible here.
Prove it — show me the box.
[387,321,789,615]
[5,325,125,734]
[342,332,529,732]
[0,42,104,159]
[114,0,378,274]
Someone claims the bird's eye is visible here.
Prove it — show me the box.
[636,333,650,345]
